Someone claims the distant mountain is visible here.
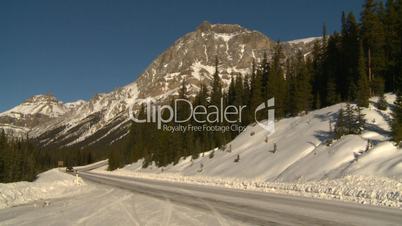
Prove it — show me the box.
[0,95,82,137]
[0,21,319,148]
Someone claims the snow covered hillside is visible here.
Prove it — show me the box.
[106,94,401,181]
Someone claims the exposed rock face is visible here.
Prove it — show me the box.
[135,21,305,100]
[0,22,319,147]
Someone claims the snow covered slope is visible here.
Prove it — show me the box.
[287,37,321,45]
[113,94,402,182]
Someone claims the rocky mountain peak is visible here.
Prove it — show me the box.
[23,94,59,104]
[196,21,245,34]
[135,22,307,101]
[196,21,212,32]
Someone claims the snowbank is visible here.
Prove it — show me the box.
[94,169,402,208]
[0,169,88,209]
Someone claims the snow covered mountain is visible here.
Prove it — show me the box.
[0,95,82,137]
[0,22,319,148]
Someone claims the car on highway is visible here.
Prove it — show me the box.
[66,166,74,173]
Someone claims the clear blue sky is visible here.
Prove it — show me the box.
[0,0,364,112]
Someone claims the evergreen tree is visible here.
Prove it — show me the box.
[392,95,402,144]
[267,43,287,118]
[210,57,223,107]
[377,94,388,110]
[383,0,401,91]
[210,57,224,147]
[177,78,192,157]
[323,33,342,105]
[242,74,251,125]
[250,60,263,120]
[335,108,347,139]
[361,0,386,83]
[335,104,366,139]
[234,75,244,107]
[341,12,360,100]
[311,40,324,109]
[0,130,6,181]
[326,77,338,106]
[287,51,312,115]
[356,42,370,108]
[354,106,366,134]
[227,76,236,105]
[261,52,270,96]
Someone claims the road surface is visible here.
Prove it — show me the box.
[78,171,402,226]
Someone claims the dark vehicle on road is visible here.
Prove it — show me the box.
[66,166,74,173]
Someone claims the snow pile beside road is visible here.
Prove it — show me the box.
[0,169,88,209]
[94,169,402,208]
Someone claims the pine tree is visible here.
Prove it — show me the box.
[0,130,6,181]
[323,33,342,105]
[261,52,270,96]
[356,41,370,108]
[377,94,388,110]
[326,77,338,106]
[242,74,251,125]
[210,57,224,147]
[311,40,324,109]
[210,57,223,107]
[383,0,401,91]
[287,51,312,115]
[355,106,366,134]
[335,108,347,139]
[194,82,212,152]
[227,76,236,105]
[267,42,287,118]
[234,75,244,107]
[341,12,360,101]
[361,0,386,83]
[392,95,402,144]
[177,79,192,157]
[395,0,402,93]
[345,103,356,133]
[250,60,263,120]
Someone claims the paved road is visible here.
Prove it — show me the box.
[79,171,402,226]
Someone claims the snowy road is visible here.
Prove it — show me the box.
[0,183,247,226]
[79,171,402,226]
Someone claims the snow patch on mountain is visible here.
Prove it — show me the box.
[287,37,321,45]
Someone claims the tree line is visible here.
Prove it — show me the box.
[0,130,110,183]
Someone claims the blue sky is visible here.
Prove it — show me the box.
[0,0,364,111]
